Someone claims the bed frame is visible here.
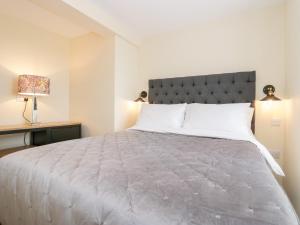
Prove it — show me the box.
[148,71,256,132]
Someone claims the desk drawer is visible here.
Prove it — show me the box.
[50,126,81,143]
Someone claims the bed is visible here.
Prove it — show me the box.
[0,71,299,225]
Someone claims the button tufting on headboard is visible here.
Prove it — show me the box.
[148,71,256,132]
[149,71,255,105]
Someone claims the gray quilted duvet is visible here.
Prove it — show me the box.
[0,130,298,225]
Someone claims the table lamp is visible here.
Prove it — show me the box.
[18,75,50,124]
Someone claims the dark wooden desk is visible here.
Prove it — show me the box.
[0,122,81,157]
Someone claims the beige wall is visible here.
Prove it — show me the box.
[284,0,300,215]
[70,34,140,134]
[139,5,286,165]
[114,36,141,131]
[70,33,115,137]
[0,13,70,150]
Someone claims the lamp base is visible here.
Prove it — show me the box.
[31,97,39,124]
[32,109,38,124]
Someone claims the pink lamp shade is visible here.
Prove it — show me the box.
[18,75,50,96]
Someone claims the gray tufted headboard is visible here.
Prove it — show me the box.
[148,71,256,132]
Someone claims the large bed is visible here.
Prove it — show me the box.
[0,72,299,225]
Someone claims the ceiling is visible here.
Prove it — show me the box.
[0,0,88,38]
[89,0,285,39]
[0,0,285,42]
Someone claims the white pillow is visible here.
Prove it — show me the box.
[182,103,254,136]
[132,103,187,132]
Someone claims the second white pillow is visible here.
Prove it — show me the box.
[183,103,254,136]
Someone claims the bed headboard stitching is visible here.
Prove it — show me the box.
[148,71,256,132]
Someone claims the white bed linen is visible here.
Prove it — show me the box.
[133,103,187,131]
[183,103,254,136]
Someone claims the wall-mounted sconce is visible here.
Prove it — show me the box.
[134,91,148,102]
[261,85,281,101]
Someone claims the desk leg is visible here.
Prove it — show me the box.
[30,131,33,145]
[46,128,51,144]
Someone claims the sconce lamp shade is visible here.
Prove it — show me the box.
[18,75,50,96]
[261,85,281,101]
[135,91,148,102]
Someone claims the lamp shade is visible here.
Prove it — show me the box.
[18,75,50,96]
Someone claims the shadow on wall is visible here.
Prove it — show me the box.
[36,69,69,122]
[0,65,25,124]
[0,64,19,102]
[0,65,28,150]
[0,64,30,126]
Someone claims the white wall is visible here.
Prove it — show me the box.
[70,33,115,137]
[139,5,286,165]
[59,0,140,44]
[284,0,300,215]
[69,34,140,135]
[114,36,141,131]
[0,13,70,150]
